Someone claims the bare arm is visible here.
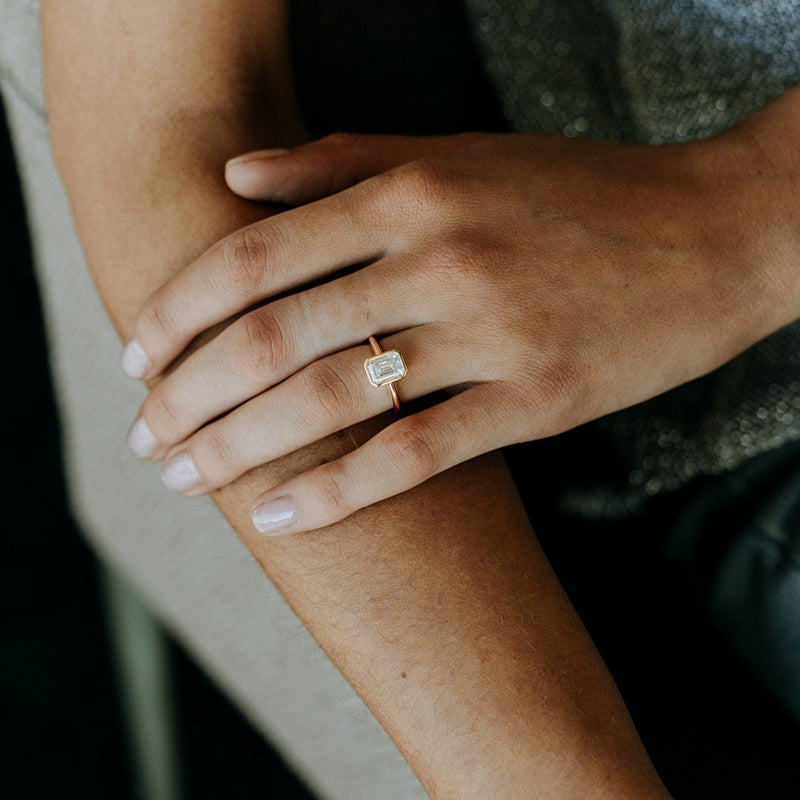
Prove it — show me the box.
[42,3,670,797]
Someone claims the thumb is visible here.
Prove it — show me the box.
[224,132,486,205]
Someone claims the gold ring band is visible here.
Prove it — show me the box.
[364,336,407,411]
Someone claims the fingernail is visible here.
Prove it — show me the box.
[121,338,151,379]
[161,452,201,492]
[251,496,299,534]
[127,417,158,458]
[226,148,290,166]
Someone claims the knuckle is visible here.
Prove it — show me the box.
[146,388,181,435]
[313,462,354,520]
[220,226,270,293]
[369,159,477,231]
[383,420,443,481]
[300,362,354,429]
[237,310,291,374]
[425,232,500,291]
[443,233,490,273]
[395,159,454,209]
[545,355,592,401]
[197,426,237,475]
[140,297,179,343]
[535,353,595,427]
[309,132,370,194]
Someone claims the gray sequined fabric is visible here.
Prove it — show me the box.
[466,0,800,516]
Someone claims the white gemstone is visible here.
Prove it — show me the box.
[365,350,407,386]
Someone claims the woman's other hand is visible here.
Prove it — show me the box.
[121,125,797,534]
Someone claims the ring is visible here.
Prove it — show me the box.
[364,336,407,411]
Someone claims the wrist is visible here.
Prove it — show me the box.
[704,90,800,340]
[665,106,800,373]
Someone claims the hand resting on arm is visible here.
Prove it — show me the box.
[126,87,800,534]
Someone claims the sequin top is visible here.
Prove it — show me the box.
[466,0,800,516]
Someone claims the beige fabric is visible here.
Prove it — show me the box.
[0,3,426,798]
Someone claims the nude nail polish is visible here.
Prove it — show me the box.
[127,417,158,458]
[121,338,151,379]
[251,496,299,534]
[161,452,201,492]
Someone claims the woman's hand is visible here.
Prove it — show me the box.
[122,127,794,535]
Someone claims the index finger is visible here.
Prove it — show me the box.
[121,179,390,379]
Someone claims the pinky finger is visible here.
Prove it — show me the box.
[248,385,507,536]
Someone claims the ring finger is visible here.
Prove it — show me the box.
[157,324,470,495]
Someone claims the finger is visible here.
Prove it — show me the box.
[123,178,391,381]
[156,323,468,495]
[246,383,509,535]
[128,255,432,458]
[225,131,489,205]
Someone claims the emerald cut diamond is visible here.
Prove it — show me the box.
[364,350,407,387]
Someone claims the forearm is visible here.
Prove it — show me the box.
[43,1,306,324]
[42,4,668,797]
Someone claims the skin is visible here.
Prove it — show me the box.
[46,0,800,797]
[127,94,800,535]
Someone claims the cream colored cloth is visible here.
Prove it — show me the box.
[0,3,426,798]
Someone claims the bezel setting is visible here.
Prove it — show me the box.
[364,350,407,387]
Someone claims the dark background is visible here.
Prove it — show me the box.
[2,1,800,797]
